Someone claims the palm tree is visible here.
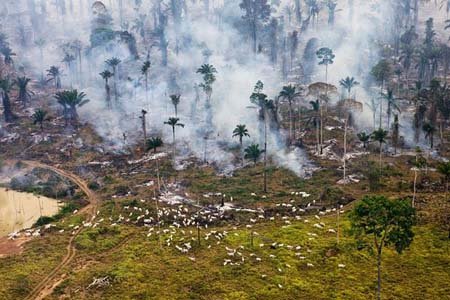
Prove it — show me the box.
[244,144,264,165]
[62,53,76,86]
[55,90,89,125]
[372,128,388,172]
[99,70,113,108]
[422,122,436,149]
[146,137,164,153]
[15,77,33,107]
[339,76,359,98]
[170,94,181,116]
[106,57,121,103]
[357,132,371,150]
[146,136,164,191]
[382,89,400,129]
[0,77,16,122]
[141,60,151,101]
[279,85,302,142]
[46,66,62,89]
[164,117,185,156]
[196,64,217,103]
[412,147,426,207]
[34,38,46,78]
[1,46,16,65]
[391,114,400,154]
[233,124,250,164]
[437,161,450,200]
[32,109,50,131]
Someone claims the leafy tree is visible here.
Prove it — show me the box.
[99,70,113,108]
[164,117,185,156]
[32,109,50,131]
[279,85,302,142]
[422,122,436,149]
[1,46,16,65]
[239,0,271,53]
[0,77,16,122]
[350,195,415,300]
[244,143,264,165]
[146,137,164,153]
[55,90,89,125]
[46,66,62,89]
[339,76,359,99]
[15,77,34,107]
[170,94,181,116]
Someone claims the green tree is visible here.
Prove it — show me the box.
[372,128,388,172]
[0,77,16,122]
[371,59,392,128]
[170,94,181,116]
[164,117,185,156]
[339,76,359,98]
[196,64,217,104]
[244,143,264,165]
[357,131,371,150]
[15,77,34,107]
[382,89,400,129]
[422,122,436,149]
[279,84,302,142]
[391,114,400,154]
[55,90,89,125]
[99,70,113,109]
[350,195,416,300]
[32,109,50,131]
[106,57,121,103]
[146,137,163,153]
[239,0,271,53]
[233,124,250,164]
[46,66,62,89]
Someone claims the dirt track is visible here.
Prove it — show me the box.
[1,160,99,300]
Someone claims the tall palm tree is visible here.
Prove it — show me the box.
[15,77,34,107]
[99,70,113,108]
[32,109,50,131]
[141,60,151,101]
[196,64,217,103]
[146,136,164,191]
[279,84,302,142]
[357,132,371,150]
[422,122,436,149]
[55,90,89,125]
[106,57,121,103]
[34,38,46,78]
[62,53,76,87]
[233,124,250,164]
[372,128,388,172]
[164,117,185,156]
[339,76,359,99]
[244,144,264,165]
[382,89,400,129]
[0,77,16,122]
[170,94,181,116]
[46,66,62,89]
